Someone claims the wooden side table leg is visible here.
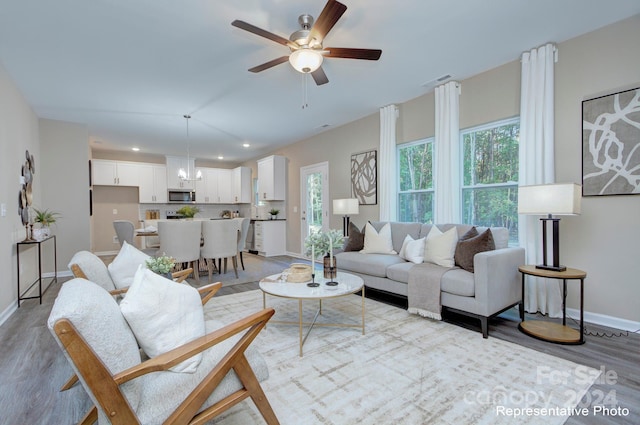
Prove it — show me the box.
[580,278,585,344]
[519,273,525,320]
[562,279,567,326]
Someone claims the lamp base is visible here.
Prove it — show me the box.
[535,264,567,272]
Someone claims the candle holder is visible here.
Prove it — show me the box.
[326,267,338,286]
[307,273,319,287]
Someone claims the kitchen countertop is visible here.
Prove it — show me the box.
[251,218,286,221]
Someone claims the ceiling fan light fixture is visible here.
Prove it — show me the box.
[289,49,323,73]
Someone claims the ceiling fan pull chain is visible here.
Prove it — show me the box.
[302,73,309,109]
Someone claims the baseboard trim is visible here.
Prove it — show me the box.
[566,308,640,332]
[0,301,18,327]
[43,271,72,278]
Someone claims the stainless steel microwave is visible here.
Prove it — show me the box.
[168,190,196,203]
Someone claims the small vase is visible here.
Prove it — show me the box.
[323,254,337,279]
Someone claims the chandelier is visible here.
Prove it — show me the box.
[178,114,202,182]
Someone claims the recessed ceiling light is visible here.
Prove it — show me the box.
[131,147,140,151]
[242,143,250,148]
[218,156,224,160]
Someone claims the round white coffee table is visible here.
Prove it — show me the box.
[259,271,365,357]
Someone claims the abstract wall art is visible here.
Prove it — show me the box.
[351,149,377,205]
[582,87,640,196]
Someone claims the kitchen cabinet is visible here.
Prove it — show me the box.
[195,168,232,204]
[254,220,286,257]
[92,159,139,186]
[232,166,252,203]
[257,155,286,201]
[138,164,167,203]
[165,156,196,190]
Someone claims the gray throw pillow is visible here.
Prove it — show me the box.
[454,228,495,272]
[344,222,365,251]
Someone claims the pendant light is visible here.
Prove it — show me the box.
[178,114,202,182]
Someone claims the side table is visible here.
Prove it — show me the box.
[17,235,57,307]
[518,265,586,345]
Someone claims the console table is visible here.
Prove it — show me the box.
[518,265,585,345]
[17,235,57,307]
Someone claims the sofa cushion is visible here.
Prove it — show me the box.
[455,228,495,272]
[361,222,396,255]
[343,222,365,252]
[120,267,205,373]
[386,262,415,283]
[441,268,475,297]
[372,221,421,253]
[335,251,406,277]
[424,226,458,267]
[399,235,426,264]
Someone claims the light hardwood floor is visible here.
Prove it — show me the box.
[1,257,638,425]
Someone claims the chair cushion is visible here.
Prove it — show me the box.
[343,222,365,252]
[47,278,142,410]
[133,320,269,424]
[440,268,476,297]
[424,226,458,267]
[398,235,426,264]
[360,222,396,255]
[108,241,151,289]
[120,267,205,373]
[68,251,116,292]
[335,251,406,277]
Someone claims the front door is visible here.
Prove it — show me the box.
[300,162,329,255]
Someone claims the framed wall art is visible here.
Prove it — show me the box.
[582,87,640,196]
[351,149,377,205]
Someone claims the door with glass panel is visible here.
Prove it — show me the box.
[300,162,329,254]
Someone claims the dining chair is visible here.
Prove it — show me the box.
[201,219,240,281]
[113,220,135,247]
[158,220,202,282]
[235,218,251,270]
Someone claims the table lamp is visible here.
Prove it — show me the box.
[333,198,360,236]
[518,183,581,271]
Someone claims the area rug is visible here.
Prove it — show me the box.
[187,253,294,288]
[204,290,599,425]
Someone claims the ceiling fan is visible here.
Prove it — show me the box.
[231,0,382,86]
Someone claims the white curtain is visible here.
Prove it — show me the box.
[519,43,561,317]
[379,104,398,221]
[434,81,461,223]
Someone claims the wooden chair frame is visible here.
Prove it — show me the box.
[54,308,279,425]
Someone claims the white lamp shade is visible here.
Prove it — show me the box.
[333,198,359,215]
[518,183,581,215]
[289,49,323,73]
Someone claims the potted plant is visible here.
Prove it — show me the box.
[269,208,280,220]
[32,208,61,239]
[304,229,344,277]
[176,205,200,219]
[146,255,176,279]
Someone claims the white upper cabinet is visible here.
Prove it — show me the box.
[232,166,252,204]
[138,164,167,203]
[257,155,286,201]
[196,168,233,204]
[92,159,139,186]
[216,168,233,204]
[165,156,195,190]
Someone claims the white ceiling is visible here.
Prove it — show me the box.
[1,1,639,163]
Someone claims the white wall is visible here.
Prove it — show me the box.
[0,63,41,321]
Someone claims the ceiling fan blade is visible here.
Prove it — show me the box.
[232,20,297,49]
[248,56,290,73]
[308,0,347,44]
[325,47,382,60]
[311,67,329,86]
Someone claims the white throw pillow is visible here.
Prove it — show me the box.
[423,226,458,267]
[108,241,150,289]
[399,235,426,264]
[120,266,205,373]
[360,222,397,255]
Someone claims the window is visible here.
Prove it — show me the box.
[397,138,434,223]
[461,118,519,244]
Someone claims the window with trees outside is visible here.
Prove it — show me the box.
[397,138,434,223]
[461,118,520,244]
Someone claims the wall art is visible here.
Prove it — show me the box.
[582,87,640,196]
[351,149,377,205]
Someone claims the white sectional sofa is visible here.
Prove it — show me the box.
[335,221,525,337]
